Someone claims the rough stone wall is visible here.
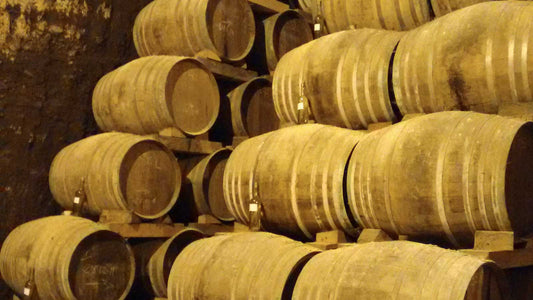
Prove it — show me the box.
[0,0,151,296]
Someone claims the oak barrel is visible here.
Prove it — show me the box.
[0,216,135,300]
[224,124,365,239]
[93,56,219,136]
[321,0,431,32]
[293,241,506,300]
[347,112,533,247]
[264,10,313,72]
[188,148,234,221]
[133,229,204,297]
[167,232,319,300]
[133,0,256,62]
[273,29,404,129]
[50,132,181,219]
[430,0,490,17]
[229,76,280,137]
[393,2,533,116]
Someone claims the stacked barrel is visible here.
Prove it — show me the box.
[2,1,533,300]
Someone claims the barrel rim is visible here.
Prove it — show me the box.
[66,229,136,300]
[167,57,220,136]
[203,0,256,62]
[118,138,181,219]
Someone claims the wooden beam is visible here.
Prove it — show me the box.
[196,58,258,82]
[157,136,223,155]
[105,223,188,238]
[461,248,533,269]
[248,0,289,14]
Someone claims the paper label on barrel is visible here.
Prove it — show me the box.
[23,288,30,296]
[314,23,321,31]
[249,203,258,212]
[73,197,80,204]
[297,102,304,110]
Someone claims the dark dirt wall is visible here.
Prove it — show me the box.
[0,0,151,297]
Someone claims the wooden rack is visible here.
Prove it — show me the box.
[248,0,289,14]
[196,58,258,83]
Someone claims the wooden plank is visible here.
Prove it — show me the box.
[357,228,392,243]
[105,223,188,238]
[188,223,236,236]
[157,136,223,155]
[461,248,533,269]
[196,57,258,82]
[316,230,347,244]
[474,231,514,251]
[248,0,289,13]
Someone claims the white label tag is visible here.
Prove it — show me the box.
[24,288,31,296]
[249,203,258,212]
[73,197,80,204]
[314,23,321,31]
[297,102,305,110]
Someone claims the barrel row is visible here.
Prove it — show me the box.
[273,1,533,130]
[167,232,505,300]
[300,0,494,32]
[49,132,232,222]
[223,112,533,247]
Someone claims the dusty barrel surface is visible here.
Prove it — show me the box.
[264,10,313,72]
[133,0,255,62]
[321,0,431,32]
[167,232,319,300]
[224,124,365,239]
[229,77,280,137]
[133,229,204,297]
[93,56,219,136]
[347,112,533,247]
[188,148,234,221]
[273,29,404,129]
[293,241,506,300]
[430,0,490,17]
[49,132,181,219]
[0,216,135,300]
[393,2,533,116]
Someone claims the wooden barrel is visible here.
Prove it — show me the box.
[229,76,280,137]
[187,149,234,221]
[93,56,219,136]
[0,216,135,300]
[273,29,404,129]
[49,132,181,219]
[133,229,204,297]
[430,0,490,17]
[293,241,507,300]
[167,232,320,300]
[224,124,365,239]
[347,112,533,247]
[393,2,533,116]
[298,0,315,14]
[321,0,431,32]
[264,10,313,72]
[133,0,256,62]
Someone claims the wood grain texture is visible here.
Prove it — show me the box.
[93,56,219,136]
[0,216,134,300]
[273,29,404,129]
[167,232,319,300]
[50,133,181,219]
[293,241,507,300]
[264,10,313,72]
[347,112,533,247]
[229,77,280,137]
[393,2,533,116]
[134,0,256,62]
[224,124,365,239]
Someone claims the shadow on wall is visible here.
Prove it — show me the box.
[0,0,152,297]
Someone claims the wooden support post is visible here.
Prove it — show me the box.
[156,136,223,155]
[316,230,347,244]
[357,229,392,243]
[248,0,289,13]
[99,210,141,224]
[474,231,515,251]
[196,58,258,82]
